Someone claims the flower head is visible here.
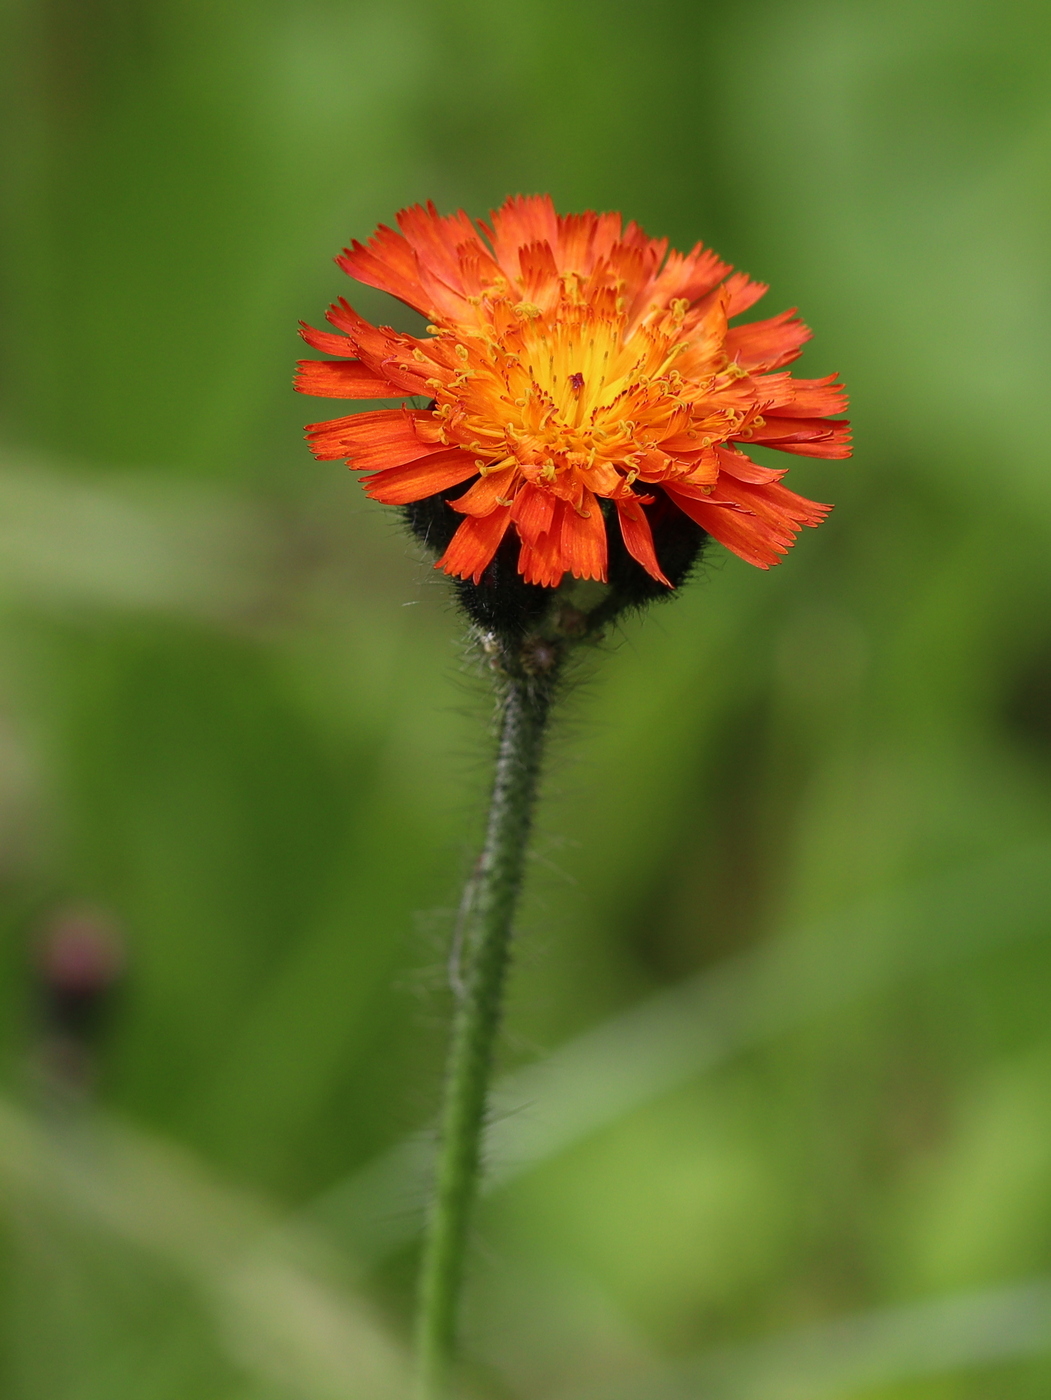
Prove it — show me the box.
[297,197,850,591]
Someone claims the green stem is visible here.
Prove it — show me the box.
[414,659,558,1400]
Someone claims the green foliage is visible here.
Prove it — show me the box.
[2,0,1051,1394]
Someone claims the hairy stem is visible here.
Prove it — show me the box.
[414,659,558,1400]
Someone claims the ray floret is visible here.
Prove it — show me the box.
[296,196,851,586]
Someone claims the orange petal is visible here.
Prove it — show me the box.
[518,499,567,587]
[511,482,557,545]
[294,360,403,399]
[615,499,672,587]
[337,223,425,311]
[484,195,560,274]
[643,243,732,314]
[449,465,518,516]
[740,416,852,459]
[306,408,445,469]
[397,202,479,279]
[675,453,721,488]
[755,372,849,418]
[712,474,832,530]
[631,446,675,479]
[713,446,787,485]
[555,210,622,277]
[436,508,513,584]
[722,271,770,317]
[560,491,608,582]
[676,287,730,377]
[362,449,478,505]
[667,487,795,569]
[725,309,812,372]
[299,322,356,356]
[518,239,559,300]
[388,203,496,325]
[324,300,433,394]
[457,244,505,299]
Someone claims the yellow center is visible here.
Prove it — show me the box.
[422,289,749,504]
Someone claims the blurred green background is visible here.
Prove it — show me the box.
[2,0,1051,1396]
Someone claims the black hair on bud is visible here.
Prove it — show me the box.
[402,484,708,647]
[401,490,552,638]
[600,490,708,610]
[573,493,707,635]
[450,535,554,638]
[401,490,461,558]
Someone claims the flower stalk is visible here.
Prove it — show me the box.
[414,644,560,1400]
[296,193,850,1399]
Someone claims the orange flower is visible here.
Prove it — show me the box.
[296,197,850,588]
